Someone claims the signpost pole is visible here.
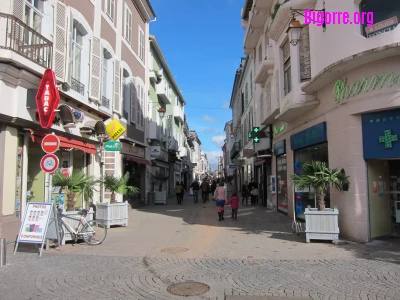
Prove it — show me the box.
[45,173,53,250]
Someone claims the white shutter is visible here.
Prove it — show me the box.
[65,11,73,86]
[13,0,24,20]
[53,1,68,82]
[136,84,141,125]
[130,79,136,123]
[113,59,120,113]
[89,36,101,102]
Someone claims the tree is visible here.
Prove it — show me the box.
[290,161,350,211]
[52,170,99,211]
[150,171,169,192]
[102,172,140,203]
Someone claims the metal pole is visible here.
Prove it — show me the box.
[0,238,6,267]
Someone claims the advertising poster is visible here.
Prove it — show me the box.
[17,202,52,243]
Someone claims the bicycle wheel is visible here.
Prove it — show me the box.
[82,220,107,245]
[57,222,65,246]
[292,220,297,233]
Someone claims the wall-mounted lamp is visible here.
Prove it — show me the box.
[157,107,166,119]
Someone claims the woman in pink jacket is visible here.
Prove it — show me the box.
[226,191,239,221]
[214,181,227,221]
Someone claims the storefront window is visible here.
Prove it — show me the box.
[276,155,288,213]
[293,142,329,220]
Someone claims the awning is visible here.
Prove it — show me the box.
[123,155,150,165]
[30,130,97,154]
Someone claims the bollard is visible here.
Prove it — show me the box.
[0,238,6,267]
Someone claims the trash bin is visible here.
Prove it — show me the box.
[148,192,155,205]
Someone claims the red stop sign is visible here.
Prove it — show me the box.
[41,134,60,153]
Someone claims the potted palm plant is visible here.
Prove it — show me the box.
[96,172,140,228]
[52,169,99,244]
[290,161,350,243]
[151,171,169,204]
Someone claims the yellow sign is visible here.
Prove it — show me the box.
[106,119,126,141]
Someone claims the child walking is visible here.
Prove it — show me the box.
[214,181,227,221]
[226,191,239,221]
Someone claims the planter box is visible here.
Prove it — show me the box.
[304,207,339,244]
[60,208,94,245]
[154,191,167,204]
[95,201,129,229]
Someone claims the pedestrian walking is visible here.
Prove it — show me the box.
[180,181,185,202]
[248,178,256,206]
[200,179,208,203]
[241,181,249,206]
[190,179,200,203]
[211,180,217,200]
[206,180,211,201]
[226,191,239,221]
[214,181,227,221]
[175,181,183,205]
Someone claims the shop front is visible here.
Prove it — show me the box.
[290,122,329,221]
[121,142,150,205]
[362,109,400,238]
[273,139,288,214]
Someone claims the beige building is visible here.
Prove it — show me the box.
[0,0,155,241]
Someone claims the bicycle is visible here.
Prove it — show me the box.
[292,220,305,236]
[57,208,107,245]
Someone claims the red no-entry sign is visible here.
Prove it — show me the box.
[41,134,60,153]
[40,153,59,173]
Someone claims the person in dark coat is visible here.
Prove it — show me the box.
[211,180,217,200]
[180,181,185,202]
[190,179,200,203]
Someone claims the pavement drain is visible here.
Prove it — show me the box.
[167,281,210,296]
[161,247,189,254]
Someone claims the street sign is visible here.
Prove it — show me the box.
[104,141,122,151]
[36,69,60,128]
[106,119,126,141]
[40,153,59,173]
[41,134,60,153]
[229,164,236,169]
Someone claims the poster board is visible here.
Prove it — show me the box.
[14,202,61,257]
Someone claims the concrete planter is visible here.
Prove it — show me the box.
[95,201,129,229]
[304,206,339,244]
[154,191,167,204]
[61,208,94,245]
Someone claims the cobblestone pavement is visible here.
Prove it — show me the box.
[2,192,400,300]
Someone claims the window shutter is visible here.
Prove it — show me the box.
[136,84,141,125]
[130,79,136,123]
[299,25,311,82]
[282,40,290,62]
[13,0,24,20]
[113,59,120,113]
[53,1,67,82]
[89,36,101,102]
[65,11,72,86]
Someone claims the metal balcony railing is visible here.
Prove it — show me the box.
[0,13,52,69]
[71,77,84,95]
[101,96,110,109]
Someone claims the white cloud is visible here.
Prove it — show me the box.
[212,135,225,147]
[203,115,216,123]
[205,151,223,170]
[222,101,230,109]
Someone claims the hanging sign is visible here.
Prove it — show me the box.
[41,134,60,153]
[105,119,126,141]
[40,153,59,173]
[104,141,122,151]
[14,202,61,257]
[36,69,60,128]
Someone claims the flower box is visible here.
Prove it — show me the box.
[304,206,339,244]
[154,191,167,204]
[95,201,129,229]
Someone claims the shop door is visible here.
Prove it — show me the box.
[389,161,400,234]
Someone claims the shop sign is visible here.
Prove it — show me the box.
[366,16,398,38]
[333,72,400,104]
[270,176,276,194]
[167,115,173,149]
[274,124,285,135]
[229,164,236,169]
[36,69,60,128]
[106,119,126,141]
[290,122,327,151]
[150,146,161,157]
[273,139,286,156]
[121,143,145,158]
[104,141,122,151]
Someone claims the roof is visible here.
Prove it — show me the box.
[132,0,156,20]
[149,35,186,105]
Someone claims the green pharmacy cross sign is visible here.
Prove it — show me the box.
[379,129,398,149]
[248,127,266,143]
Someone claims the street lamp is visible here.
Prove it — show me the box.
[157,107,165,119]
[286,16,303,46]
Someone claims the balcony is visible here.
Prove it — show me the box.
[0,13,52,69]
[156,79,171,104]
[71,77,85,95]
[254,45,274,86]
[179,146,188,157]
[174,105,184,123]
[275,90,319,123]
[230,142,240,160]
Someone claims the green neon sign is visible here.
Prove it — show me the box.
[379,129,398,148]
[333,72,400,104]
[274,124,285,134]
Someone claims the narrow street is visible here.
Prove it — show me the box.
[2,192,400,300]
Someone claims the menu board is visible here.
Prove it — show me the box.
[17,202,52,243]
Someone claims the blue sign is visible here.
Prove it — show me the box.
[290,122,327,150]
[273,139,286,156]
[362,109,400,159]
[229,164,236,169]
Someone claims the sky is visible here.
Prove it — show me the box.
[149,0,245,171]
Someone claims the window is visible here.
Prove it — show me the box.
[122,72,130,120]
[124,5,132,43]
[138,26,145,61]
[101,48,113,108]
[360,0,400,38]
[136,82,144,129]
[24,0,43,43]
[258,44,262,63]
[105,0,115,21]
[245,83,248,104]
[72,25,83,82]
[250,72,253,99]
[102,56,108,99]
[176,95,179,106]
[284,58,292,96]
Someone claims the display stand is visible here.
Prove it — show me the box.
[14,202,61,257]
